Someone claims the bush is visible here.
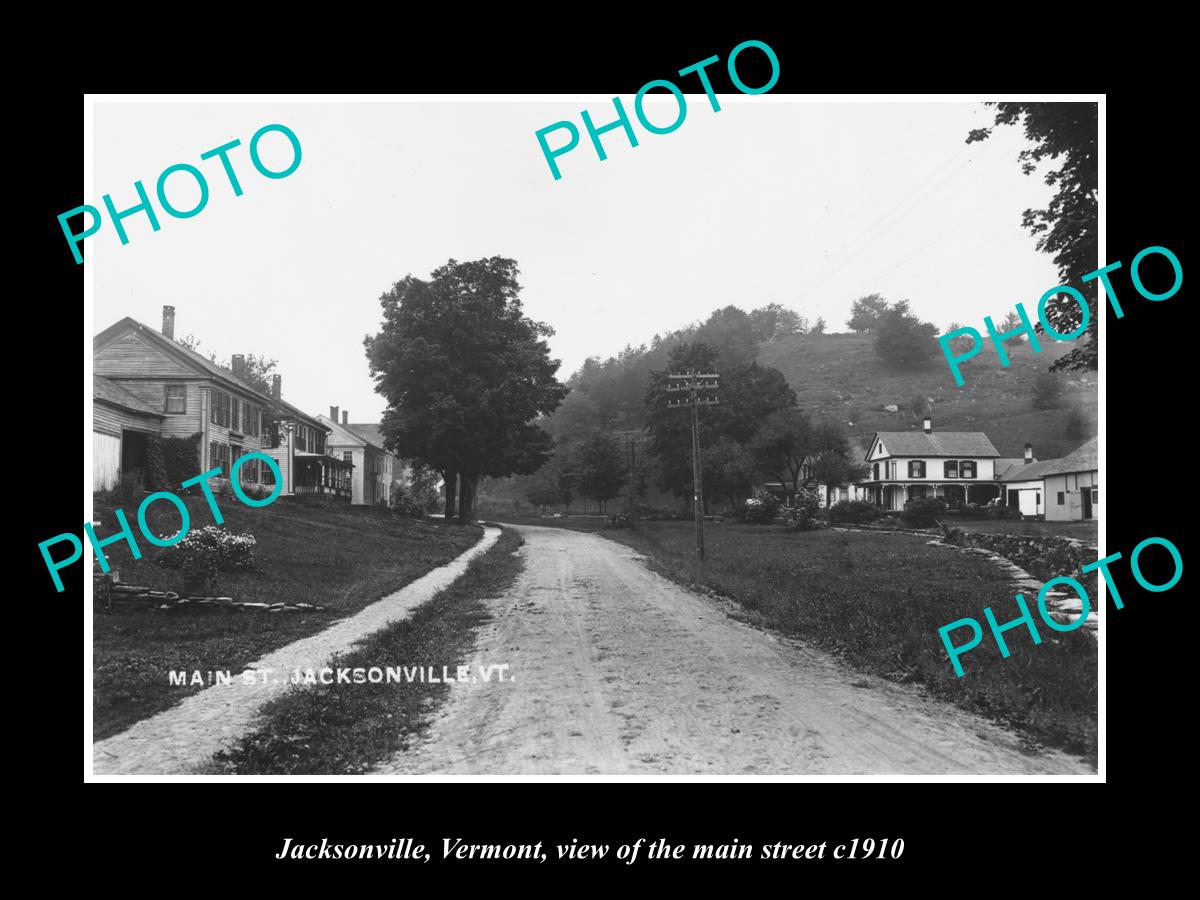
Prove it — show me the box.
[638,505,684,521]
[900,497,947,527]
[738,491,781,525]
[105,471,145,510]
[781,492,823,531]
[828,500,882,525]
[160,525,257,574]
[985,503,1022,520]
[1030,372,1064,410]
[239,483,275,502]
[1065,406,1089,441]
[389,481,427,518]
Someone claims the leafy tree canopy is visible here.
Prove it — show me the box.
[846,294,890,332]
[873,300,938,369]
[967,102,1098,371]
[364,256,568,523]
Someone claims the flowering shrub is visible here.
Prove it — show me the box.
[160,526,257,575]
[781,490,823,531]
[738,490,781,525]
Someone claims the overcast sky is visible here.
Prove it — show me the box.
[92,99,1063,422]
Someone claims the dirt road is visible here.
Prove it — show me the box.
[378,524,1092,776]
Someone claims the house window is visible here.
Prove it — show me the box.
[960,461,977,479]
[1057,492,1065,505]
[209,441,231,474]
[908,461,925,478]
[295,425,307,453]
[164,384,187,414]
[944,460,958,479]
[887,461,898,480]
[262,462,276,485]
[314,431,326,455]
[343,451,353,464]
[240,456,258,483]
[1036,492,1041,505]
[243,404,260,438]
[1091,487,1098,504]
[230,398,241,432]
[211,391,231,427]
[872,462,879,481]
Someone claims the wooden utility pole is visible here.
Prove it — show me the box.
[627,438,638,530]
[614,430,645,532]
[666,371,720,560]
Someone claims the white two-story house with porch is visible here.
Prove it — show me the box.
[861,418,1002,511]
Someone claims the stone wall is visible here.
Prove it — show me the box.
[937,525,1098,595]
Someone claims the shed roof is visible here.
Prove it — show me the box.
[93,375,165,418]
[999,458,1063,483]
[1039,437,1098,476]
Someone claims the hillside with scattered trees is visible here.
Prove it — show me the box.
[480,300,1097,515]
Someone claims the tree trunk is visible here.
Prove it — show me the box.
[443,469,458,520]
[457,472,479,524]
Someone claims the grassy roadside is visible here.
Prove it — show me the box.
[206,528,525,775]
[93,492,482,740]
[507,517,1097,763]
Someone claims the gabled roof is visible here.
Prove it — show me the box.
[999,458,1063,483]
[1039,437,1098,476]
[94,317,275,404]
[319,415,385,453]
[871,431,1000,458]
[273,397,327,431]
[346,423,389,452]
[93,375,165,417]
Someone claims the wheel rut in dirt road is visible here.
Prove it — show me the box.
[378,524,1092,776]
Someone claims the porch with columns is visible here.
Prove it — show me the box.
[865,481,1001,511]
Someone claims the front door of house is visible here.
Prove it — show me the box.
[1081,488,1093,519]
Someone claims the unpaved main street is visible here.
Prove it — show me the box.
[379,524,1092,776]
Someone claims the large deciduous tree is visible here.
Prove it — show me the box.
[571,432,627,514]
[749,303,806,341]
[846,294,890,333]
[364,257,568,524]
[644,342,797,507]
[873,300,938,368]
[751,410,860,505]
[967,102,1098,371]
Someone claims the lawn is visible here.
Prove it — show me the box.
[207,529,525,775]
[503,516,1097,761]
[92,491,482,741]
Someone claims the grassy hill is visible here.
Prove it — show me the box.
[757,332,1097,460]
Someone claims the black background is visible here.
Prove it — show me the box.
[27,23,1184,886]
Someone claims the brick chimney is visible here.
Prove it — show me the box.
[923,417,932,434]
[330,405,339,422]
[271,374,281,399]
[162,305,175,340]
[1024,442,1033,464]
[342,410,349,425]
[231,354,247,380]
